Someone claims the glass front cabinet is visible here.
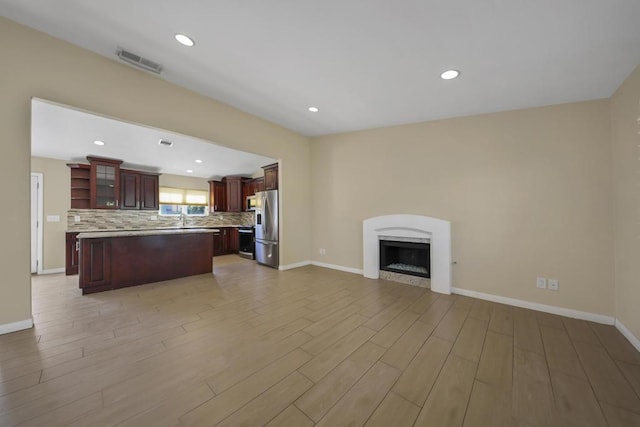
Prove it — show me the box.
[88,157,122,209]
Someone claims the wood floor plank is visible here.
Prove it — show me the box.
[295,341,386,422]
[463,380,514,427]
[513,308,544,355]
[380,320,436,370]
[118,383,215,427]
[617,360,640,398]
[418,297,453,325]
[451,317,488,363]
[476,330,513,391]
[266,405,314,427]
[298,326,376,383]
[512,348,557,426]
[563,318,601,346]
[179,348,312,426]
[315,361,401,427]
[392,336,452,405]
[217,372,313,427]
[590,323,640,365]
[414,355,477,427]
[489,307,514,336]
[433,307,469,342]
[540,325,586,379]
[365,392,420,427]
[600,402,640,427]
[301,314,368,355]
[573,340,640,413]
[369,310,419,348]
[550,370,608,427]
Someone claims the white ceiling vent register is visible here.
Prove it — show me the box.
[116,49,163,74]
[158,139,173,147]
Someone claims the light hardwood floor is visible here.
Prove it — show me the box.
[2,255,640,426]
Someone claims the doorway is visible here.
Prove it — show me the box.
[30,172,43,274]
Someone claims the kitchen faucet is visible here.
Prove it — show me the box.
[181,212,187,228]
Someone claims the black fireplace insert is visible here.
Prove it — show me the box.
[379,240,430,278]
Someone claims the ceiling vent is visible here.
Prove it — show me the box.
[158,139,173,147]
[116,49,163,74]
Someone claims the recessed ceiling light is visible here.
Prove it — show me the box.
[186,169,193,173]
[175,33,195,47]
[93,140,105,146]
[440,69,460,80]
[308,106,319,112]
[195,159,203,164]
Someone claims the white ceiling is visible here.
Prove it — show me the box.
[32,98,275,180]
[3,0,640,136]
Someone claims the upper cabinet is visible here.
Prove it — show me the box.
[208,180,226,213]
[69,157,159,210]
[225,177,243,212]
[88,157,122,209]
[120,170,160,210]
[262,163,278,191]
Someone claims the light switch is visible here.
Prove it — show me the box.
[46,215,60,222]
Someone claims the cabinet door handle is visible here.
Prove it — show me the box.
[75,241,79,251]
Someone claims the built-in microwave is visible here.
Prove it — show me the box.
[246,195,258,211]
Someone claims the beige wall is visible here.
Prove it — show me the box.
[159,174,210,192]
[311,100,615,316]
[30,157,70,270]
[0,17,311,327]
[610,64,640,341]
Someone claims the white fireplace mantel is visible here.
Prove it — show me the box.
[363,214,451,294]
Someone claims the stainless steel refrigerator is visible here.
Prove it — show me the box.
[255,189,278,268]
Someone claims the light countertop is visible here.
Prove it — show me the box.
[77,228,220,239]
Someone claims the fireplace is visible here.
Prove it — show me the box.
[363,214,451,294]
[379,239,430,278]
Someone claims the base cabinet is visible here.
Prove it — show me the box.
[213,227,239,256]
[79,238,111,289]
[65,232,80,275]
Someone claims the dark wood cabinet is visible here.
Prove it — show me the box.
[120,171,139,209]
[65,232,80,275]
[139,174,159,210]
[79,238,111,289]
[230,228,239,253]
[209,180,226,212]
[212,227,239,256]
[262,163,278,191]
[88,157,122,209]
[120,171,159,210]
[225,177,243,212]
[254,177,265,193]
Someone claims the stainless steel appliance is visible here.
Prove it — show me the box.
[254,190,278,268]
[238,226,254,260]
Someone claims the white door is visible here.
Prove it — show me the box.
[30,174,39,273]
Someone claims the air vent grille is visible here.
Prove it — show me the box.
[117,49,163,74]
[158,139,173,147]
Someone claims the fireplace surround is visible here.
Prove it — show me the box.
[363,214,451,294]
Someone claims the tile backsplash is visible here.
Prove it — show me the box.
[67,209,255,231]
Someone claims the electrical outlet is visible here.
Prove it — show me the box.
[150,215,158,221]
[74,215,81,222]
[319,248,326,255]
[536,277,547,289]
[548,279,559,291]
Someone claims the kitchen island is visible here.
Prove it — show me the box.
[77,228,218,295]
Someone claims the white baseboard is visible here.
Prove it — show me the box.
[451,287,615,325]
[615,319,640,353]
[0,318,34,335]
[279,260,312,271]
[311,261,363,275]
[39,268,65,275]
